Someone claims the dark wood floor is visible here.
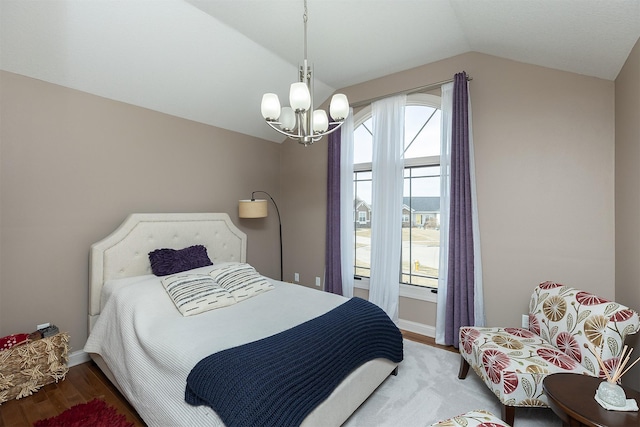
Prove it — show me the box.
[0,362,146,427]
[0,332,456,426]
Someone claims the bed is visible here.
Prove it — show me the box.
[84,212,402,427]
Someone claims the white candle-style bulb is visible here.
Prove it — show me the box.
[313,110,329,133]
[329,93,349,121]
[279,107,296,131]
[261,93,281,120]
[290,82,311,112]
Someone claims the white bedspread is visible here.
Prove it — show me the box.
[84,266,348,427]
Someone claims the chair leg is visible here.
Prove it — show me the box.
[458,356,470,379]
[501,404,515,426]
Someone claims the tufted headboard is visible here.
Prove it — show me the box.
[88,213,247,331]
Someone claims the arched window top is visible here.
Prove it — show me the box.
[353,93,441,126]
[353,93,441,165]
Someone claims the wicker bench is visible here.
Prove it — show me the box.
[0,332,69,404]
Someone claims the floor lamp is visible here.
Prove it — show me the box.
[238,191,283,281]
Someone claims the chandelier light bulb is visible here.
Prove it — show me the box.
[313,110,329,133]
[289,82,311,112]
[279,107,296,131]
[261,93,281,120]
[329,94,349,121]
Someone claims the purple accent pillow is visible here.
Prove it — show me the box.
[149,245,213,276]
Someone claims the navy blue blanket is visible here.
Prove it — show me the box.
[185,297,403,427]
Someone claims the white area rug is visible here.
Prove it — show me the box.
[344,339,562,427]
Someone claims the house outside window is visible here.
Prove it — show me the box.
[353,94,441,295]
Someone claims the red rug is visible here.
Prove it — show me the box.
[33,398,134,427]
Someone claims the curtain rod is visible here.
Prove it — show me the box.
[349,75,472,109]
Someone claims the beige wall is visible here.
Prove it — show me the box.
[615,37,640,390]
[1,44,633,377]
[281,52,616,329]
[0,71,282,353]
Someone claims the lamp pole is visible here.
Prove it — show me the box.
[251,191,283,281]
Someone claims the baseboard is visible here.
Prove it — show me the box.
[68,349,90,367]
[397,319,435,338]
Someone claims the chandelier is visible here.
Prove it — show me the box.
[260,0,349,146]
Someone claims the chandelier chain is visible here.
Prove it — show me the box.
[303,0,308,63]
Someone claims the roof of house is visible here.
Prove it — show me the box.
[403,197,440,213]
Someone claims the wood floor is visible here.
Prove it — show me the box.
[0,332,456,427]
[0,362,146,427]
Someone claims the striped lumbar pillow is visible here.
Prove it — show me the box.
[161,274,236,316]
[209,263,274,302]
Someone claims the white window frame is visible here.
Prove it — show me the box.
[352,93,440,303]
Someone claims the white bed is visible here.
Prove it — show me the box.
[84,213,399,427]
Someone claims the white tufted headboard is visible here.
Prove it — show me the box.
[88,213,247,331]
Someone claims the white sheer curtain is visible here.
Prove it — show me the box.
[436,81,484,345]
[340,109,355,298]
[368,95,406,322]
[436,83,453,344]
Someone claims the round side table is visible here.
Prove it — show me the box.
[543,373,640,427]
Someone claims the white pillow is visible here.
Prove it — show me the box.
[161,273,235,316]
[208,263,274,302]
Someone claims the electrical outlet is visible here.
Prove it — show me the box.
[521,314,529,329]
[294,273,300,282]
[315,277,321,287]
[37,322,50,330]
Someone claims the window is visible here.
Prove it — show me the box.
[353,94,441,291]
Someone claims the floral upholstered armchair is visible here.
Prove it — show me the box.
[458,282,640,425]
[429,410,510,427]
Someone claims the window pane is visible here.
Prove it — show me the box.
[354,117,373,164]
[404,106,441,159]
[401,166,440,288]
[354,171,372,278]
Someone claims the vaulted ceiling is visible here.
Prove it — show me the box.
[2,0,639,143]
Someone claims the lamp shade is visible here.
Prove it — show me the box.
[312,110,328,133]
[329,93,349,121]
[261,93,281,120]
[280,106,296,131]
[289,82,311,112]
[238,199,268,218]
